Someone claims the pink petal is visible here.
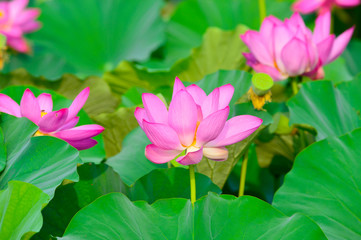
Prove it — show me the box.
[67,87,89,122]
[172,77,185,99]
[142,120,184,150]
[292,0,325,14]
[145,144,182,164]
[21,20,41,33]
[176,147,203,165]
[218,84,234,109]
[57,117,79,131]
[16,9,40,25]
[317,35,335,64]
[7,37,29,53]
[201,88,219,118]
[134,107,148,128]
[196,107,229,146]
[260,17,280,57]
[185,84,206,105]
[37,93,53,113]
[66,138,98,151]
[288,12,308,34]
[168,90,198,147]
[10,0,28,16]
[206,115,263,147]
[203,147,228,161]
[335,0,360,7]
[20,89,41,124]
[247,59,286,81]
[38,109,68,133]
[281,38,308,76]
[0,94,21,117]
[273,25,294,73]
[54,124,104,141]
[327,27,354,64]
[142,93,168,124]
[241,30,273,66]
[313,11,331,44]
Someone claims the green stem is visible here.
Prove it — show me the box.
[189,165,196,207]
[258,0,266,23]
[291,77,299,96]
[238,151,249,197]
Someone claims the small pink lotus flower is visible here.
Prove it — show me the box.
[293,0,360,14]
[0,0,41,53]
[134,77,263,166]
[240,12,354,81]
[0,88,104,150]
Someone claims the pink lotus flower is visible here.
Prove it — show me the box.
[240,12,354,81]
[134,77,263,166]
[0,88,104,150]
[293,0,360,14]
[0,0,40,53]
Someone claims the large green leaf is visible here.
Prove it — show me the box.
[0,115,80,198]
[323,57,353,84]
[106,127,167,186]
[0,181,48,240]
[273,128,361,240]
[4,0,165,79]
[60,192,326,239]
[288,79,361,140]
[0,85,106,163]
[104,26,250,97]
[128,168,221,204]
[164,0,292,65]
[32,163,126,240]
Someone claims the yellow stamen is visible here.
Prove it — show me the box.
[34,111,48,136]
[41,111,47,117]
[248,87,272,110]
[0,11,4,18]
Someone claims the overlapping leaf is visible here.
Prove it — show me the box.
[288,78,361,140]
[0,115,80,198]
[0,181,48,240]
[273,128,361,239]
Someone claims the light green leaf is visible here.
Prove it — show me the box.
[0,181,48,240]
[60,192,326,240]
[106,127,167,186]
[92,107,139,157]
[273,128,361,240]
[197,127,264,189]
[0,115,80,198]
[323,57,353,84]
[288,79,361,140]
[128,168,221,204]
[104,26,251,97]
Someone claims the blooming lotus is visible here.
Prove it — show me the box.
[0,0,40,52]
[240,12,354,81]
[0,88,104,150]
[293,0,360,14]
[134,77,263,166]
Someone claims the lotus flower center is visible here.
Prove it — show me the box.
[0,11,3,18]
[186,145,200,154]
[34,111,48,136]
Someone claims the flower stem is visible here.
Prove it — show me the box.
[291,77,299,96]
[189,164,196,206]
[258,0,266,23]
[238,151,249,197]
